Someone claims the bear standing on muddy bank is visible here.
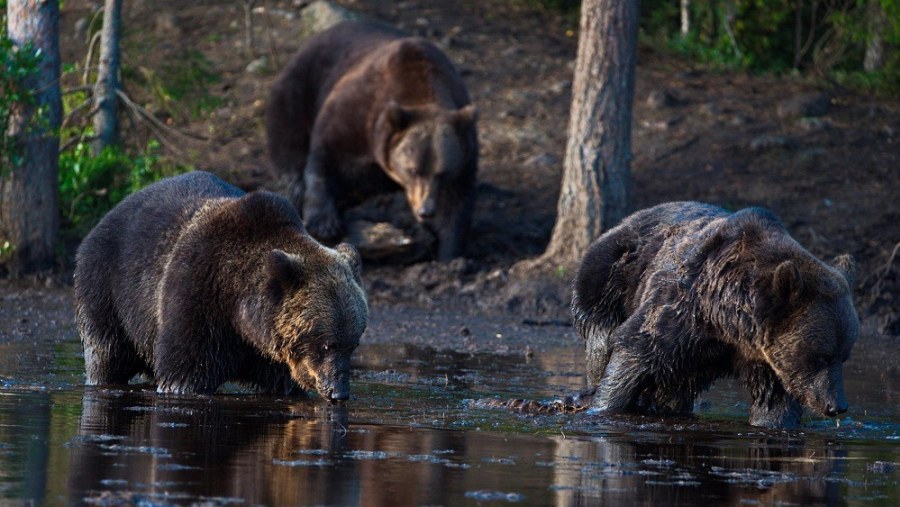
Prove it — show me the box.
[573,201,858,428]
[74,171,367,400]
[266,20,478,261]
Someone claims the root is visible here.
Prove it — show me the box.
[473,388,596,415]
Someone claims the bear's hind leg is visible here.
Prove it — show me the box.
[77,303,144,385]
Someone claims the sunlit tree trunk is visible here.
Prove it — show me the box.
[92,0,122,154]
[539,0,638,266]
[1,0,62,276]
[680,0,690,36]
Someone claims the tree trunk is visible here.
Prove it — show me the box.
[539,0,638,266]
[91,0,122,154]
[680,0,690,36]
[1,0,62,276]
[864,0,886,72]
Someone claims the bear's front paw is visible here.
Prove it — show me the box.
[305,211,344,242]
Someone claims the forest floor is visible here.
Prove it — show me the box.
[26,0,900,336]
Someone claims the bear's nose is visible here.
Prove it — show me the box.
[826,401,848,417]
[416,204,435,220]
[329,389,349,403]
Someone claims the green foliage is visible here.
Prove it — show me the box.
[58,140,189,234]
[1,4,45,173]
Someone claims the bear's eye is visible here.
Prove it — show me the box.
[408,166,419,177]
[323,342,339,352]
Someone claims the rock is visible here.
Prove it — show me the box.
[698,102,722,117]
[345,220,433,265]
[549,80,571,95]
[646,89,680,109]
[776,92,831,119]
[298,0,363,39]
[155,12,180,36]
[798,117,830,132]
[245,56,269,75]
[749,134,792,151]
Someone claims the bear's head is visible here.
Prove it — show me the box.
[379,101,476,223]
[266,242,367,401]
[756,253,859,418]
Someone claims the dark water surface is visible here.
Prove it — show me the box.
[0,299,897,506]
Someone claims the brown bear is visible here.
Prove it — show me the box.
[74,171,367,400]
[572,201,858,428]
[266,20,478,261]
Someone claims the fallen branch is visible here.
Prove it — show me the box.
[115,88,207,143]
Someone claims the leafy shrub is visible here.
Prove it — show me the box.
[58,140,188,234]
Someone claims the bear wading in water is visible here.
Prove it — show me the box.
[480,202,858,429]
[75,171,367,400]
[572,201,859,428]
[266,20,478,261]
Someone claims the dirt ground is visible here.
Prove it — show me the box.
[21,0,900,335]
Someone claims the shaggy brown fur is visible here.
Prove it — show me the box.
[266,20,477,261]
[75,171,367,399]
[571,202,858,428]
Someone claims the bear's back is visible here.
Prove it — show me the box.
[75,172,245,359]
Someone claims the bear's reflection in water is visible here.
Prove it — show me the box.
[68,389,354,505]
[67,388,850,506]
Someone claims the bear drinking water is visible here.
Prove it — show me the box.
[74,171,367,400]
[572,201,858,428]
[266,20,478,261]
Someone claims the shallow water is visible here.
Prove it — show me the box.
[0,301,897,506]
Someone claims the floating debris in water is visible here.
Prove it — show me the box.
[295,448,329,455]
[156,463,199,471]
[641,458,677,467]
[273,458,332,467]
[482,457,516,465]
[344,450,396,460]
[465,490,524,502]
[98,444,171,457]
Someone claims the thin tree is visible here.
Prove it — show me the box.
[680,0,690,36]
[92,0,122,154]
[537,0,639,267]
[1,0,62,276]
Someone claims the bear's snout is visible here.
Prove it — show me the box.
[416,200,436,221]
[825,400,848,417]
[806,365,849,418]
[316,373,350,403]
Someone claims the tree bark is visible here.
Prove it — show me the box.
[680,0,690,36]
[1,0,62,276]
[539,0,638,266]
[864,0,886,72]
[91,0,122,154]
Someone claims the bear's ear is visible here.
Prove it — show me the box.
[386,101,413,130]
[773,260,804,304]
[268,249,305,292]
[831,254,856,285]
[336,243,362,281]
[454,104,477,125]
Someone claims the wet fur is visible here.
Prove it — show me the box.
[571,202,858,428]
[75,172,367,397]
